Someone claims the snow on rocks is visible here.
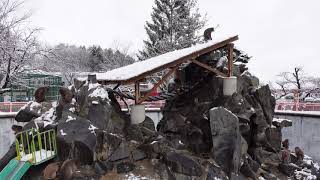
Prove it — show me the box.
[66,115,76,122]
[89,83,100,90]
[30,101,41,111]
[303,155,320,171]
[60,129,67,136]
[33,105,57,128]
[92,101,99,105]
[294,168,317,180]
[88,124,98,135]
[89,86,110,101]
[272,118,293,128]
[69,107,75,113]
[71,98,76,105]
[217,56,228,68]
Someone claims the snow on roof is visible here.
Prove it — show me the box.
[96,34,238,83]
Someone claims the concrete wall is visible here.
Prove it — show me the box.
[0,113,25,159]
[274,111,320,162]
[1,110,319,162]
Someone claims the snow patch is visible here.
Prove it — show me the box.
[60,129,67,136]
[88,83,100,90]
[66,115,76,122]
[69,107,75,113]
[71,98,76,105]
[217,56,227,68]
[34,107,57,127]
[51,101,58,108]
[92,101,99,105]
[88,124,98,135]
[294,168,317,180]
[150,141,157,145]
[272,118,292,123]
[89,87,109,101]
[21,149,55,163]
[125,173,148,180]
[30,101,41,111]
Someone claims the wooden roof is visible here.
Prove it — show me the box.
[96,34,238,85]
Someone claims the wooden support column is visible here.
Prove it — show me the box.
[227,43,234,77]
[137,65,180,104]
[134,81,140,104]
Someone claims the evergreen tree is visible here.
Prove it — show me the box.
[138,0,206,60]
[88,46,104,72]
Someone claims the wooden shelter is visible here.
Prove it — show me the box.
[96,34,239,104]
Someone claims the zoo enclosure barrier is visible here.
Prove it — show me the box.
[15,128,57,165]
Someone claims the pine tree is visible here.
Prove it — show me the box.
[88,46,104,72]
[138,0,206,60]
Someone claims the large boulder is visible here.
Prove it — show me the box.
[15,101,53,122]
[57,118,98,164]
[164,151,202,176]
[209,107,241,176]
[254,85,276,125]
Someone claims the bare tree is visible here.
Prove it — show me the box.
[35,44,90,86]
[275,67,309,99]
[0,0,42,92]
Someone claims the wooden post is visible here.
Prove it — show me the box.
[134,81,140,104]
[191,59,227,77]
[227,43,234,77]
[137,65,180,104]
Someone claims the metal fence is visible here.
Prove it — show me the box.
[15,128,57,165]
[0,102,27,112]
[276,102,320,111]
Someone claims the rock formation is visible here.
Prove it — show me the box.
[1,46,319,180]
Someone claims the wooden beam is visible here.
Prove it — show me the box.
[134,81,140,104]
[227,43,234,77]
[137,64,180,104]
[97,35,239,84]
[191,59,227,77]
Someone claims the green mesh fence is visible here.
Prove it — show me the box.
[0,72,62,102]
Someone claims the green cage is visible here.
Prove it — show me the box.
[0,70,63,102]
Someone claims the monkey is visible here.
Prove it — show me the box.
[43,162,61,180]
[59,159,80,180]
[59,87,74,104]
[294,147,304,162]
[282,139,289,149]
[204,27,214,41]
[34,86,49,103]
[11,125,23,135]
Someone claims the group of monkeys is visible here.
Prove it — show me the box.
[281,139,304,164]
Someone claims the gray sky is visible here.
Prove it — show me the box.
[24,0,320,83]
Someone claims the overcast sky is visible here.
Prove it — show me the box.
[24,0,320,83]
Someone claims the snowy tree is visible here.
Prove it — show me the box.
[103,49,135,70]
[0,0,43,93]
[88,46,104,72]
[35,44,90,85]
[274,67,320,99]
[138,0,206,60]
[33,44,135,85]
[276,67,307,93]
